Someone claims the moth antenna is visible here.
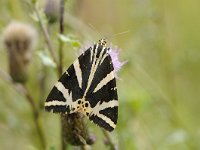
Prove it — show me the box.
[112,30,130,38]
[88,23,101,38]
[105,30,130,41]
[87,24,109,43]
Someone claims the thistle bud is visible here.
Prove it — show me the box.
[3,22,37,83]
[61,113,91,145]
[44,0,60,24]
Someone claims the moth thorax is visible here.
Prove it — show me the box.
[76,99,90,116]
[98,39,107,47]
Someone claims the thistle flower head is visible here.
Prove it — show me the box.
[3,22,37,54]
[108,45,126,78]
[3,21,37,83]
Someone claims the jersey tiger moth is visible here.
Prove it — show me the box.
[45,39,118,131]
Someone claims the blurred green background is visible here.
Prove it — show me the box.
[0,0,200,150]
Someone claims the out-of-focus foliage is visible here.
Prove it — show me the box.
[0,0,200,150]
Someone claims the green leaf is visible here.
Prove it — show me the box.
[49,146,56,150]
[30,12,39,22]
[30,9,48,23]
[166,129,188,144]
[31,0,37,4]
[26,145,39,150]
[58,34,81,48]
[71,40,81,47]
[59,34,71,43]
[37,51,56,68]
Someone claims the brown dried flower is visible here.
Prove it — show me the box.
[3,21,37,83]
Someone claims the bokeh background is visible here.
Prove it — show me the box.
[0,0,200,150]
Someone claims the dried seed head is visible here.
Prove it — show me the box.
[3,21,37,83]
[3,22,37,53]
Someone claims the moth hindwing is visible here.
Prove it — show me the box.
[45,39,118,131]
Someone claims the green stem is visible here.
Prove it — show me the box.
[102,129,116,150]
[0,69,46,149]
[58,0,66,150]
[34,4,58,66]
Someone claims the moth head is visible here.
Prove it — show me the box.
[98,38,107,47]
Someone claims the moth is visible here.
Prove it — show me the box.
[45,39,118,131]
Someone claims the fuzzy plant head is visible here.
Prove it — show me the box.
[3,21,37,53]
[108,46,126,78]
[3,21,37,83]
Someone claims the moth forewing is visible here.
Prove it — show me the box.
[45,39,118,131]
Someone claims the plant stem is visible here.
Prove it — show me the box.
[58,1,67,150]
[23,85,46,149]
[34,4,58,66]
[58,0,65,76]
[102,129,116,150]
[0,69,46,149]
[38,68,47,111]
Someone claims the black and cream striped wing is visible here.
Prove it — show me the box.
[45,47,92,113]
[45,43,118,131]
[86,46,118,131]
